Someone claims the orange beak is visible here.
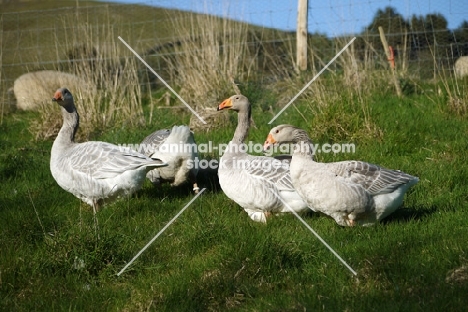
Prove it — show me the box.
[217,98,232,111]
[52,90,63,102]
[263,133,277,151]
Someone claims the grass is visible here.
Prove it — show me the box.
[1,78,468,311]
[157,10,251,107]
[1,1,468,311]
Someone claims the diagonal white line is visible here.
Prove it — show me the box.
[268,37,357,124]
[270,189,357,276]
[118,36,207,124]
[117,188,207,276]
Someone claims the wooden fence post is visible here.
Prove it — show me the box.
[297,0,308,71]
[378,26,402,97]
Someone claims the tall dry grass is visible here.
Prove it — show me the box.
[434,64,468,117]
[413,39,468,117]
[31,7,144,140]
[268,37,386,142]
[158,12,253,107]
[149,11,270,132]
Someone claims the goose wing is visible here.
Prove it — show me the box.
[67,142,166,179]
[241,154,295,191]
[140,128,171,154]
[326,160,417,195]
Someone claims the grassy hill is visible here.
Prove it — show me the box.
[1,1,468,311]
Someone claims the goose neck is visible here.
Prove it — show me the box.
[56,105,79,145]
[292,130,315,157]
[232,109,250,144]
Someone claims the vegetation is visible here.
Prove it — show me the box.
[2,74,468,310]
[1,1,468,311]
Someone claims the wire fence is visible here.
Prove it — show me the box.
[1,0,468,107]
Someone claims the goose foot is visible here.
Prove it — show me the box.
[343,214,356,227]
[246,210,269,223]
[193,183,200,194]
[333,213,356,227]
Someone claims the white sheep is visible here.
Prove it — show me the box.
[454,56,468,78]
[13,70,96,110]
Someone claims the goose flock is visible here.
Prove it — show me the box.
[50,88,418,226]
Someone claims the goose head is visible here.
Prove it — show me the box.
[52,87,76,113]
[217,94,250,114]
[263,124,301,151]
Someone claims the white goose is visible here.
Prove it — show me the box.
[217,95,309,223]
[140,125,199,193]
[50,87,167,213]
[264,125,419,226]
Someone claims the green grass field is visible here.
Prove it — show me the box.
[1,79,468,311]
[1,1,468,311]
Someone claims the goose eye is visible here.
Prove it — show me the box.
[275,129,279,134]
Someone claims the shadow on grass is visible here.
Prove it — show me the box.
[137,166,221,200]
[381,205,438,225]
[196,166,221,193]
